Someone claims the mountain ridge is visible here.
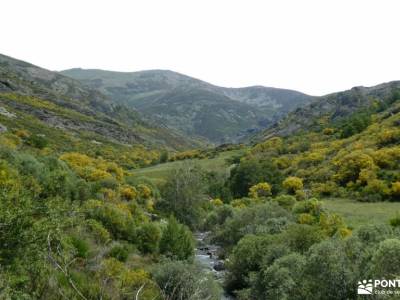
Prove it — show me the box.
[0,53,203,151]
[61,68,314,143]
[256,80,400,141]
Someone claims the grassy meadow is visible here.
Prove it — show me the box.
[323,198,400,228]
[131,148,245,183]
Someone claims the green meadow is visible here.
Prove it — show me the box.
[323,198,400,228]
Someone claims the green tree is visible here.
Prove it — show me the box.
[152,261,221,300]
[226,234,289,293]
[254,253,306,300]
[229,158,283,198]
[371,239,400,277]
[160,164,207,229]
[159,216,194,260]
[303,240,356,300]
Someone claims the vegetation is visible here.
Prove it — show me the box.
[61,68,313,144]
[2,54,400,299]
[0,139,216,299]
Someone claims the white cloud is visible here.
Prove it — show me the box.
[1,0,399,95]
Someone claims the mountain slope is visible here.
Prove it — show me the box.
[257,81,400,140]
[0,54,202,152]
[240,83,400,202]
[61,68,313,143]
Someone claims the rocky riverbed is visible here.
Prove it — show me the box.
[194,232,234,300]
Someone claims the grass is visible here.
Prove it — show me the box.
[322,198,400,228]
[131,149,246,184]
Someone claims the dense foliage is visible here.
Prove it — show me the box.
[1,68,400,300]
[0,139,220,299]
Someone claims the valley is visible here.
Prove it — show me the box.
[1,53,400,300]
[61,68,313,144]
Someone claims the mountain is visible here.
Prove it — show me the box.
[60,68,313,143]
[0,53,203,153]
[256,81,400,140]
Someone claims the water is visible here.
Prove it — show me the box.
[194,232,234,300]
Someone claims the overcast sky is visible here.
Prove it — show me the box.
[1,0,399,95]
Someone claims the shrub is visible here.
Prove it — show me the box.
[86,219,111,244]
[283,177,303,194]
[137,223,161,254]
[355,224,393,245]
[298,213,315,225]
[360,179,390,201]
[248,182,272,198]
[292,198,323,217]
[373,147,400,169]
[107,243,129,262]
[70,236,90,259]
[203,205,234,230]
[25,134,48,149]
[274,195,296,210]
[210,198,224,206]
[378,129,400,146]
[295,189,306,201]
[392,182,400,199]
[137,184,152,199]
[159,216,194,260]
[99,258,156,299]
[389,213,400,227]
[121,186,137,200]
[284,224,324,253]
[333,150,376,185]
[84,200,136,241]
[371,239,400,277]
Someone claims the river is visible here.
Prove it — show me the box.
[194,232,234,300]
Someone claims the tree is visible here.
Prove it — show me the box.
[159,150,169,163]
[160,163,207,229]
[159,216,194,260]
[371,239,400,277]
[229,158,283,198]
[303,240,356,300]
[226,234,288,293]
[284,224,324,254]
[254,253,306,300]
[152,261,221,300]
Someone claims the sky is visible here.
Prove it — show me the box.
[1,0,400,96]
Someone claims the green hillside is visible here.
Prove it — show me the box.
[2,53,400,300]
[61,68,313,143]
[0,54,203,152]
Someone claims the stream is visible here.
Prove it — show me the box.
[194,232,234,300]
